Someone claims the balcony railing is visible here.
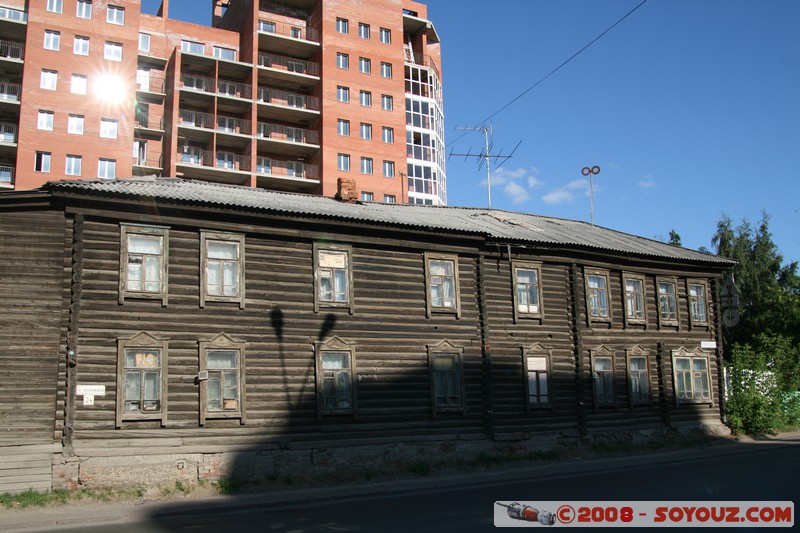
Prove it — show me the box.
[179,148,251,172]
[134,114,164,131]
[405,49,440,80]
[217,115,251,135]
[0,163,14,185]
[0,40,24,61]
[180,73,214,93]
[0,122,17,143]
[258,19,319,43]
[0,80,20,101]
[256,157,317,179]
[179,109,215,129]
[257,87,319,111]
[136,75,165,94]
[132,154,163,168]
[218,78,252,99]
[256,122,318,145]
[0,6,26,23]
[258,53,319,77]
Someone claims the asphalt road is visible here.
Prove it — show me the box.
[47,439,798,533]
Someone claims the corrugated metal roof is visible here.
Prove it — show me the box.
[42,178,733,266]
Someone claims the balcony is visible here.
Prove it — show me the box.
[0,80,20,103]
[256,122,319,157]
[405,50,440,81]
[217,78,252,100]
[136,73,166,103]
[0,122,17,143]
[257,52,319,90]
[134,113,164,135]
[257,87,319,124]
[0,6,26,23]
[256,156,319,191]
[132,154,163,175]
[0,39,23,61]
[257,19,320,57]
[176,148,252,185]
[0,163,14,187]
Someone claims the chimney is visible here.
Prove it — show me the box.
[337,178,358,203]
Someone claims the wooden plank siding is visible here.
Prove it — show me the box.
[0,210,64,447]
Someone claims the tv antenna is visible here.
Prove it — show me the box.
[449,124,522,209]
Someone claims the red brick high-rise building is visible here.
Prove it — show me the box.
[0,0,446,204]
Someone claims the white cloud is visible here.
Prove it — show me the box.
[504,181,530,204]
[638,180,656,189]
[528,176,543,188]
[478,166,541,205]
[566,179,589,191]
[542,189,574,204]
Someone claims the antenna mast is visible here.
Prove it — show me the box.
[450,124,520,209]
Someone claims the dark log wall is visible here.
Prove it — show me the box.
[70,213,487,451]
[0,210,64,446]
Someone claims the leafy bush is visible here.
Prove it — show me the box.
[725,343,781,435]
[779,391,800,427]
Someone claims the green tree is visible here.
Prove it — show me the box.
[668,229,681,247]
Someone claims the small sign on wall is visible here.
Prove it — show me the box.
[77,384,105,407]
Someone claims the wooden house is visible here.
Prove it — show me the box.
[0,178,734,492]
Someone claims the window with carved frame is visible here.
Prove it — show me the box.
[116,332,168,427]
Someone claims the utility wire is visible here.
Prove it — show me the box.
[449,0,648,146]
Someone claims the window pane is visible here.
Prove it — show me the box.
[129,235,161,254]
[322,352,349,369]
[594,357,612,371]
[208,241,237,260]
[430,260,453,276]
[208,350,237,369]
[125,371,140,410]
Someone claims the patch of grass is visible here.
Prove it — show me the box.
[215,479,237,495]
[407,461,433,477]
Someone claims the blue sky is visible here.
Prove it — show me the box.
[155,0,800,264]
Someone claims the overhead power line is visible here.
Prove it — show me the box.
[450,0,649,146]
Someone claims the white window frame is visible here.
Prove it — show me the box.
[379,27,391,44]
[35,151,51,173]
[381,94,393,111]
[626,346,651,406]
[380,62,392,78]
[383,195,396,204]
[358,23,370,39]
[107,4,124,25]
[44,30,60,51]
[358,57,371,74]
[40,70,58,90]
[47,0,63,14]
[585,269,611,323]
[68,114,84,135]
[672,347,712,405]
[337,153,350,172]
[657,278,679,327]
[199,334,247,425]
[382,127,394,144]
[65,154,82,176]
[73,35,89,56]
[200,231,245,308]
[71,74,87,94]
[181,40,204,55]
[623,273,647,325]
[100,118,119,139]
[360,191,373,202]
[138,33,151,53]
[336,17,348,34]
[313,244,353,312]
[213,46,236,61]
[512,261,543,321]
[104,41,122,61]
[336,52,349,69]
[76,0,92,19]
[359,90,372,107]
[119,224,169,305]
[116,332,168,427]
[591,347,616,408]
[98,158,116,180]
[337,119,350,136]
[424,252,461,317]
[360,157,373,175]
[688,280,709,327]
[336,86,349,103]
[359,122,372,140]
[523,345,552,410]
[382,160,395,178]
[37,110,54,131]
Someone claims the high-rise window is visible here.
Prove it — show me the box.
[100,118,118,139]
[383,195,396,204]
[73,35,89,55]
[382,127,394,144]
[76,0,92,19]
[213,46,236,61]
[98,158,116,179]
[337,153,350,171]
[65,155,82,176]
[107,5,124,25]
[361,157,373,175]
[44,30,61,51]
[138,33,150,52]
[40,70,58,90]
[336,17,348,34]
[361,191,373,202]
[381,94,393,111]
[336,86,349,103]
[337,119,350,136]
[47,0,63,14]
[37,110,54,131]
[379,27,391,44]
[71,74,87,94]
[35,152,51,173]
[104,41,122,61]
[383,160,395,178]
[359,123,372,140]
[359,90,372,107]
[68,114,84,135]
[358,23,370,39]
[359,57,371,74]
[336,52,349,69]
[181,40,204,54]
[380,62,392,78]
